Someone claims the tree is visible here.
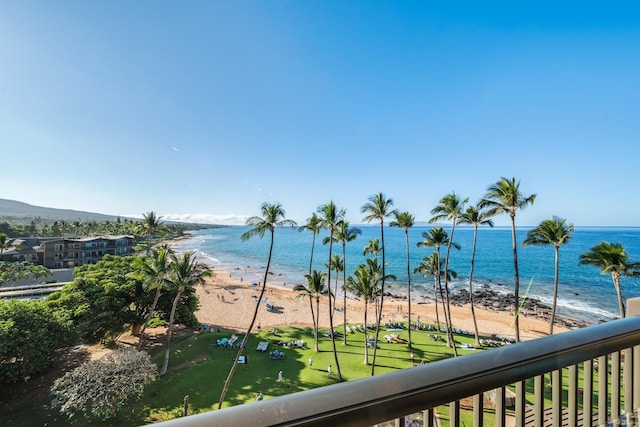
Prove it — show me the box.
[335,221,361,344]
[0,300,75,383]
[327,254,344,324]
[579,242,640,318]
[218,202,296,408]
[361,192,396,376]
[51,348,156,419]
[390,211,415,348]
[131,245,173,349]
[298,213,323,274]
[136,211,163,254]
[430,193,467,356]
[294,270,328,352]
[480,177,536,342]
[457,204,494,345]
[523,217,573,334]
[317,201,346,381]
[0,233,8,257]
[362,238,382,322]
[160,251,212,376]
[417,227,460,335]
[345,262,379,364]
[0,261,52,286]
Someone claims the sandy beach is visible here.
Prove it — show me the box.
[194,266,569,341]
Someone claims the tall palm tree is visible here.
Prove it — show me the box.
[298,213,323,274]
[362,238,383,322]
[317,201,346,381]
[415,252,458,331]
[334,221,361,343]
[390,211,415,348]
[137,211,163,255]
[218,202,296,408]
[430,193,467,356]
[345,262,379,364]
[579,242,640,318]
[131,245,173,349]
[160,251,212,375]
[294,270,327,352]
[457,204,494,346]
[480,177,536,342]
[417,227,460,335]
[361,192,396,376]
[523,217,574,334]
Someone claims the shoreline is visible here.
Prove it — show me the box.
[166,233,577,340]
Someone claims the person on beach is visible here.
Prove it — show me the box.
[308,356,313,368]
[277,370,283,383]
[327,365,332,377]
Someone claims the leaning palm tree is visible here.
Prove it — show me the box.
[430,193,467,356]
[417,227,460,335]
[294,270,327,352]
[523,217,574,334]
[131,245,173,349]
[335,221,361,344]
[317,201,346,381]
[298,213,323,274]
[361,193,396,376]
[579,242,640,319]
[480,177,536,342]
[218,202,296,408]
[345,262,379,365]
[160,251,212,376]
[457,204,494,346]
[390,211,415,348]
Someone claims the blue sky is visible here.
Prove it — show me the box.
[1,1,639,226]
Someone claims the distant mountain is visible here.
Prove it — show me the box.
[0,199,125,223]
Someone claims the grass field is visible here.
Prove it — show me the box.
[4,323,609,426]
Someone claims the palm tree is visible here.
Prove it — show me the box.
[335,221,361,344]
[417,227,460,335]
[480,177,536,342]
[218,202,296,407]
[327,254,344,323]
[317,201,346,381]
[298,213,323,274]
[415,253,458,331]
[390,211,415,348]
[137,211,163,255]
[362,238,383,322]
[160,251,212,375]
[457,204,494,346]
[294,270,327,352]
[131,245,173,349]
[579,242,640,318]
[361,192,396,376]
[430,193,467,356]
[523,217,574,334]
[345,262,379,364]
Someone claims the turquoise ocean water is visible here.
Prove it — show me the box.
[173,226,640,325]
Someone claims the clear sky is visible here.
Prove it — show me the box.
[2,1,639,226]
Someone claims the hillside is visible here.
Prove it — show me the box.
[0,198,125,223]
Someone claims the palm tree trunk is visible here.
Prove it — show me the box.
[549,247,560,335]
[308,294,318,351]
[404,230,412,349]
[363,300,369,364]
[510,214,521,342]
[137,284,163,350]
[612,273,626,318]
[370,221,386,376]
[442,224,458,358]
[309,234,316,274]
[315,296,320,352]
[327,232,343,381]
[218,231,275,408]
[160,287,182,375]
[433,279,441,331]
[468,225,481,347]
[342,243,348,345]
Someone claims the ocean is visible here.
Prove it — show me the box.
[173,225,640,325]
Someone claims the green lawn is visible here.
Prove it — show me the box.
[9,324,615,426]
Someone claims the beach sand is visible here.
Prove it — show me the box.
[195,267,568,341]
